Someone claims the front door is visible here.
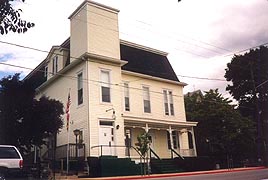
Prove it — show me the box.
[148,132,155,150]
[99,126,114,155]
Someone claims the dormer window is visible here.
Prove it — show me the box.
[44,66,48,78]
[52,56,58,75]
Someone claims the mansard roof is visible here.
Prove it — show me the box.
[25,38,181,89]
[120,41,180,82]
[61,38,180,82]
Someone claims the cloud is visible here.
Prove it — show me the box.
[0,53,14,62]
[209,0,268,52]
[0,0,267,98]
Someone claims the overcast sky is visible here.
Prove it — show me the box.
[0,0,268,97]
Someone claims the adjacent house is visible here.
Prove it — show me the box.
[25,0,198,174]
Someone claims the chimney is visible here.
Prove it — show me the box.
[69,0,120,62]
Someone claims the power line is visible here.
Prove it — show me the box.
[72,8,229,58]
[225,42,268,57]
[0,62,240,107]
[256,79,268,89]
[73,8,268,60]
[0,61,186,98]
[15,0,268,61]
[0,40,228,82]
[1,35,265,85]
[177,74,226,81]
[0,62,240,109]
[22,0,234,58]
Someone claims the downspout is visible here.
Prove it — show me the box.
[86,59,91,157]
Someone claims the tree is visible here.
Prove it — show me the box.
[136,132,150,158]
[135,132,150,174]
[0,0,34,35]
[0,74,63,153]
[185,89,255,166]
[225,46,268,165]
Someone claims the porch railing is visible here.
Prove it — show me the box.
[170,148,184,160]
[149,148,160,160]
[179,149,196,157]
[91,145,143,158]
[58,143,85,160]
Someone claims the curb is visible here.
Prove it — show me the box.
[83,166,266,180]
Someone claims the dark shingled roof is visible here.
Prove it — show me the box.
[120,44,179,82]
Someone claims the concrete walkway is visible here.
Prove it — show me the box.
[75,166,266,180]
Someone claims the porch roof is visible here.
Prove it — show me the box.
[123,116,197,131]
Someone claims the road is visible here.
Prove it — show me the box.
[149,169,268,180]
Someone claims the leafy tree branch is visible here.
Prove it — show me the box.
[0,0,34,35]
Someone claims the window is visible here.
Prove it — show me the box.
[52,56,58,75]
[164,90,169,115]
[78,130,83,144]
[77,72,83,105]
[188,132,194,149]
[101,70,111,103]
[163,90,174,116]
[99,121,113,126]
[44,66,48,78]
[125,128,131,156]
[143,86,151,113]
[167,131,180,149]
[0,147,20,159]
[124,83,130,111]
[125,129,131,147]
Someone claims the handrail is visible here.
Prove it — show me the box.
[91,145,144,159]
[170,148,184,160]
[149,147,160,160]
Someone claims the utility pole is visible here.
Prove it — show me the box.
[249,47,268,167]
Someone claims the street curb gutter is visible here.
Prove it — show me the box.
[84,166,266,180]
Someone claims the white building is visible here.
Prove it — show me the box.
[26,0,197,174]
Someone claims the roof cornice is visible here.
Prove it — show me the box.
[122,70,187,86]
[120,39,168,56]
[69,0,119,20]
[36,57,84,92]
[82,52,128,66]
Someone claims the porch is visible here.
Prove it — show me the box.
[124,118,198,159]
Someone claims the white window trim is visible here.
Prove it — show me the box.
[44,65,48,78]
[142,85,151,114]
[77,70,83,106]
[52,56,58,75]
[163,89,175,116]
[123,82,130,112]
[100,68,112,104]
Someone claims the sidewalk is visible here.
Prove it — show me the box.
[78,166,266,180]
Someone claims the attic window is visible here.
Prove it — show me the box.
[52,56,58,75]
[44,66,48,78]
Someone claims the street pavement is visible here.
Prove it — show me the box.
[81,167,267,180]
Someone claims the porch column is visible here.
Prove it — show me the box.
[190,127,197,156]
[168,126,174,150]
[144,123,150,133]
